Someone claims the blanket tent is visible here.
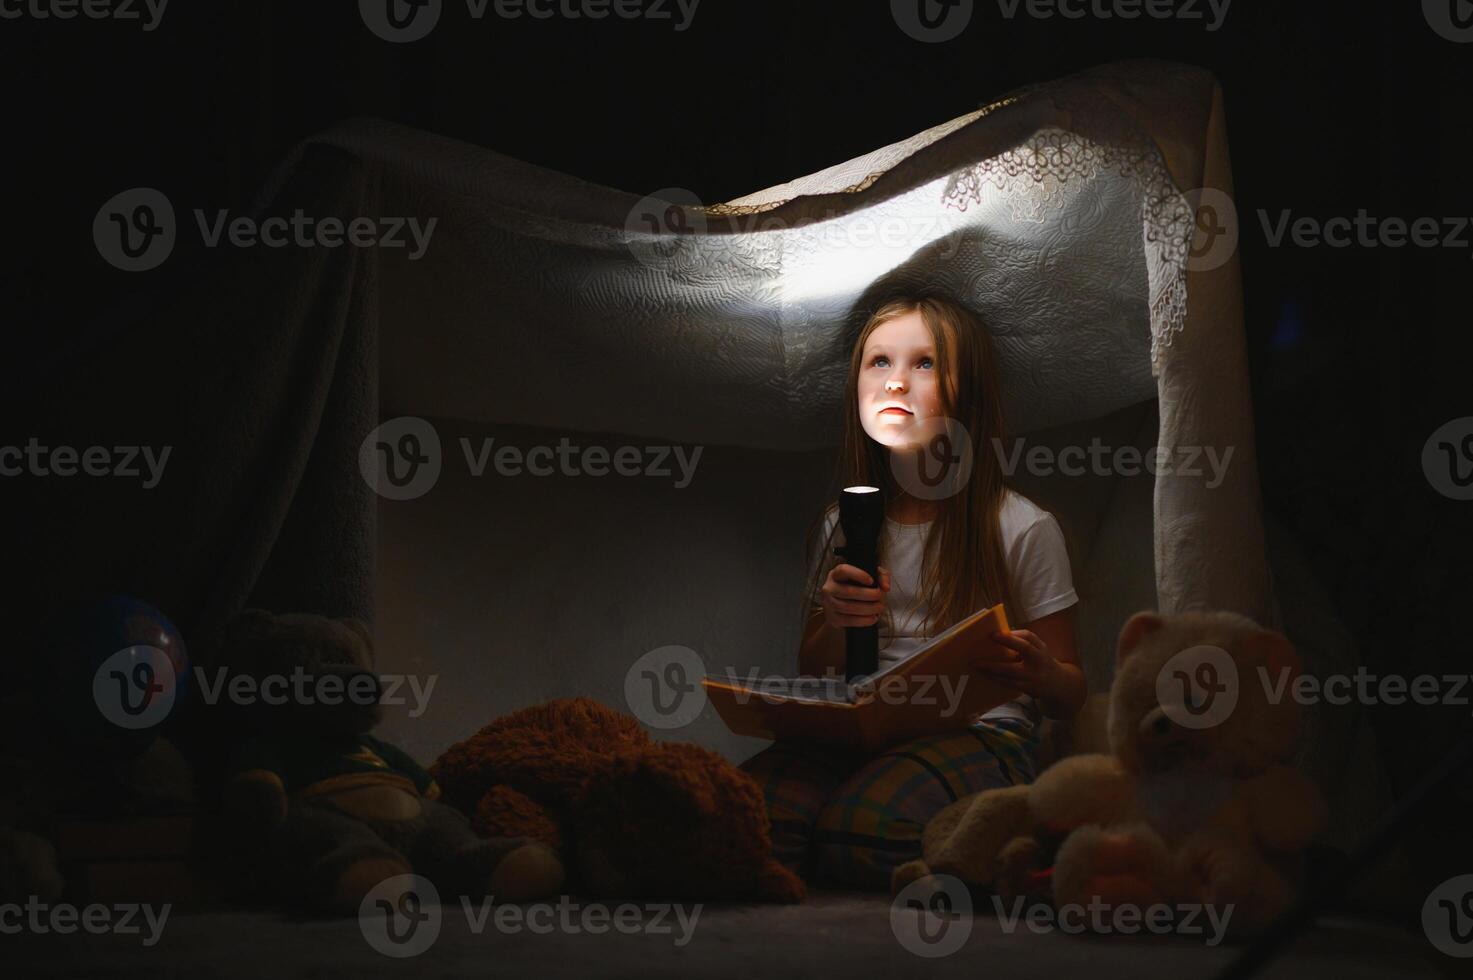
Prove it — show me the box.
[14,60,1389,852]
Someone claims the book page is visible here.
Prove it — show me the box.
[851,603,1006,689]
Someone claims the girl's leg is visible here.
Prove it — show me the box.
[810,718,1041,889]
[738,740,869,878]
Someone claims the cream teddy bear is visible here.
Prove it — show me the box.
[894,610,1325,932]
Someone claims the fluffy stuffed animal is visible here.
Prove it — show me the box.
[214,610,563,914]
[431,697,804,903]
[893,610,1325,932]
[0,693,197,906]
[0,828,64,905]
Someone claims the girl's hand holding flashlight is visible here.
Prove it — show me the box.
[820,564,891,628]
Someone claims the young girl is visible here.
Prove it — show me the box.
[739,293,1086,890]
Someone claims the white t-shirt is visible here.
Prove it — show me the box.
[815,488,1078,723]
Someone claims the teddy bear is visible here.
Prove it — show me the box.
[0,682,197,906]
[892,610,1326,932]
[430,697,805,903]
[211,609,564,915]
[0,828,64,906]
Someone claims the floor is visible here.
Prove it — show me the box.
[8,887,1443,979]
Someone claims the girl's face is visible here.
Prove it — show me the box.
[858,311,947,450]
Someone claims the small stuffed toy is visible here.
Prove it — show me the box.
[0,828,64,905]
[215,610,564,914]
[431,697,805,903]
[893,610,1325,932]
[0,693,196,906]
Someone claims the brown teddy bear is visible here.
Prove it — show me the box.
[893,610,1325,932]
[213,610,564,914]
[431,697,804,903]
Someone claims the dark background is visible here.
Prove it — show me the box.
[5,0,1471,897]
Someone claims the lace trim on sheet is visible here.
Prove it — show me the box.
[938,91,1193,371]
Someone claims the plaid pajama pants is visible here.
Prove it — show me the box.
[738,717,1040,890]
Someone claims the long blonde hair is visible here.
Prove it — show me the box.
[801,294,1019,645]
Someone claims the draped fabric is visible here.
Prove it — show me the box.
[9,59,1388,848]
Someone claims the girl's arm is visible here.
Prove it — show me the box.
[1024,607,1086,719]
[979,605,1087,721]
[797,607,846,679]
[798,564,891,678]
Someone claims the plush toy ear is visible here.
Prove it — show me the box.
[1116,612,1164,665]
[343,617,374,648]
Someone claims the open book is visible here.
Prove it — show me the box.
[702,603,1018,753]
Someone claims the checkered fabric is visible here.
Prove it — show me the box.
[738,717,1040,889]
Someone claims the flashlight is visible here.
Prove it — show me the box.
[836,485,883,682]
